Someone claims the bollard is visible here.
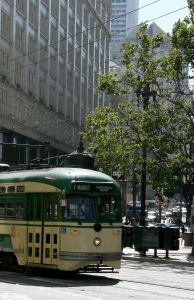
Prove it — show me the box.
[165,249,169,258]
[154,249,158,257]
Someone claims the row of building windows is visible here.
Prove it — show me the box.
[2,0,109,33]
[2,9,107,47]
[0,0,109,124]
[112,9,126,14]
[112,0,127,2]
[1,13,107,64]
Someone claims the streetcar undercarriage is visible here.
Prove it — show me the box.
[0,251,119,273]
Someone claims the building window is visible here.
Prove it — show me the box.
[15,24,25,53]
[50,56,57,79]
[15,61,22,85]
[1,10,12,41]
[40,46,48,72]
[29,2,37,27]
[39,79,46,100]
[40,13,48,38]
[51,1,58,16]
[41,0,49,7]
[50,24,58,49]
[60,5,67,28]
[28,71,35,93]
[16,0,26,15]
[0,51,10,73]
[28,35,36,62]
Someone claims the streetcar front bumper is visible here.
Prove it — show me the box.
[59,251,122,261]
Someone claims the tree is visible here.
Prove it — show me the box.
[82,17,194,215]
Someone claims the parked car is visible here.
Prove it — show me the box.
[155,223,167,228]
[147,211,157,223]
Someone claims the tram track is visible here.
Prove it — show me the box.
[1,260,194,300]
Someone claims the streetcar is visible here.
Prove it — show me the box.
[0,167,122,272]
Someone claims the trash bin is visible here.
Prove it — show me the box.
[133,226,143,251]
[161,227,179,250]
[182,232,193,246]
[122,225,134,247]
[133,226,159,251]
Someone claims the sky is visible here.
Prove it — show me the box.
[139,0,190,33]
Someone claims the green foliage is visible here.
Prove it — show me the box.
[82,20,194,197]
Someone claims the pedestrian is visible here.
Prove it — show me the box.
[181,224,186,234]
[181,224,186,246]
[124,218,130,225]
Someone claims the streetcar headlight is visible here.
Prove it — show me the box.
[93,237,101,247]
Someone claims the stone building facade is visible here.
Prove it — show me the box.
[0,0,111,164]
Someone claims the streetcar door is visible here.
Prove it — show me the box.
[27,193,60,266]
[27,194,43,264]
[42,194,59,265]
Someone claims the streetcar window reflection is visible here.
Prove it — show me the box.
[97,196,119,221]
[62,195,94,220]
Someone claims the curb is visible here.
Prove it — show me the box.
[122,254,194,267]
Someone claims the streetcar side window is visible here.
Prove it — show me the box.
[15,203,24,218]
[28,194,43,221]
[0,187,6,193]
[7,186,15,193]
[0,203,5,217]
[7,203,15,217]
[45,195,59,221]
[0,202,24,219]
[45,201,52,220]
[28,194,60,221]
[17,185,25,192]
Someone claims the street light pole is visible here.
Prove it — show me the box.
[136,77,159,226]
[132,171,137,219]
[140,147,147,226]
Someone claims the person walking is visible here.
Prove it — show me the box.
[181,224,186,246]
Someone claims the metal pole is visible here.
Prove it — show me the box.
[180,178,183,225]
[140,147,146,226]
[132,172,137,219]
[136,78,155,227]
[158,204,162,223]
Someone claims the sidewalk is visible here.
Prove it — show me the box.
[122,241,194,266]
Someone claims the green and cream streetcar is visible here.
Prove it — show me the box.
[0,166,122,272]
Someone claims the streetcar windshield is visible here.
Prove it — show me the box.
[96,195,120,222]
[61,194,121,222]
[62,195,94,220]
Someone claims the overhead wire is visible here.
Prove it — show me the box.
[0,0,160,67]
[0,3,192,99]
[0,5,189,78]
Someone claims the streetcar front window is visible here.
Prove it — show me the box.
[62,195,94,220]
[96,196,120,222]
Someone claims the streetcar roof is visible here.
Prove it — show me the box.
[0,167,121,193]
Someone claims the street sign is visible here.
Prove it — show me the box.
[155,194,165,206]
